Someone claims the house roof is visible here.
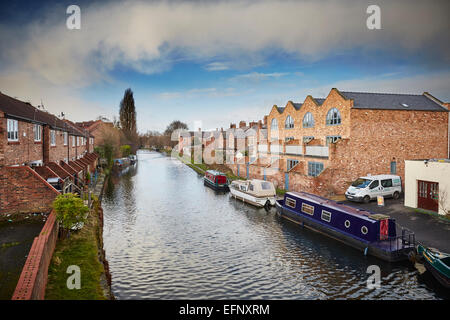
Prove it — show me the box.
[0,91,91,135]
[340,91,448,112]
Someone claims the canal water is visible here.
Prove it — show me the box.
[102,151,448,300]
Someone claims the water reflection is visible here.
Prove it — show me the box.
[102,151,447,300]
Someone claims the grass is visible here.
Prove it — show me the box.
[276,188,286,196]
[1,241,20,249]
[45,204,107,300]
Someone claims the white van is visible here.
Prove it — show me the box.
[345,174,402,203]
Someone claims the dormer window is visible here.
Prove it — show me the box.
[285,115,294,129]
[326,108,341,126]
[302,112,314,128]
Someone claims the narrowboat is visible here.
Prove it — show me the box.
[230,179,276,208]
[203,170,229,191]
[275,191,415,262]
[417,244,450,288]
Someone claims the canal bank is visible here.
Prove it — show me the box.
[101,151,448,299]
[45,172,114,300]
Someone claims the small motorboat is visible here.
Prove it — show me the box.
[229,179,276,208]
[417,244,450,288]
[203,170,229,191]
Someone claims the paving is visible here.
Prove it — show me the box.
[342,197,450,253]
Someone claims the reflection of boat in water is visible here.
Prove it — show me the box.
[417,244,450,289]
[229,179,276,208]
[113,158,131,170]
[128,155,137,165]
[276,191,415,262]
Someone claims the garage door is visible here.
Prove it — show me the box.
[417,180,439,212]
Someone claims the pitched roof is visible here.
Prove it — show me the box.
[340,91,448,112]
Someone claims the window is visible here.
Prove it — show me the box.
[261,182,272,190]
[72,136,75,146]
[285,115,294,129]
[50,130,56,146]
[302,112,314,128]
[249,183,254,191]
[271,118,278,129]
[369,180,379,189]
[301,203,314,215]
[77,137,80,146]
[7,119,18,141]
[287,159,299,171]
[381,179,393,188]
[344,220,351,228]
[361,226,368,235]
[326,135,341,145]
[303,136,314,144]
[326,108,341,125]
[285,197,296,208]
[64,132,68,146]
[90,137,94,145]
[308,162,324,177]
[33,124,41,141]
[285,136,294,142]
[390,161,397,174]
[321,210,331,222]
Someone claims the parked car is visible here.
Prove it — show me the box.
[345,174,402,203]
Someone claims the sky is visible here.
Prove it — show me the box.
[0,0,449,133]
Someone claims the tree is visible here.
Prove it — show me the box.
[119,88,137,138]
[164,120,188,137]
[53,193,89,238]
[120,145,132,157]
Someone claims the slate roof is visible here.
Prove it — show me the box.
[314,98,325,105]
[0,91,89,135]
[340,91,448,112]
[292,103,303,110]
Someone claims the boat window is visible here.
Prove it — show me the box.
[381,179,392,188]
[369,180,379,189]
[261,182,272,190]
[301,203,314,215]
[344,220,351,228]
[351,178,371,188]
[361,226,368,235]
[285,197,296,208]
[321,210,332,222]
[249,184,254,191]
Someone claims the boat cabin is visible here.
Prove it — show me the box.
[204,170,229,191]
[231,179,276,198]
[282,191,396,243]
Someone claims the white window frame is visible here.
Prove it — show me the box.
[34,124,42,142]
[72,136,75,147]
[7,119,19,142]
[321,210,332,223]
[285,197,296,209]
[301,203,314,215]
[50,130,56,146]
[64,132,68,146]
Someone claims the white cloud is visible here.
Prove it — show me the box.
[204,62,229,71]
[230,72,290,82]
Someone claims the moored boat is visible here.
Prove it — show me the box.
[203,170,229,191]
[229,179,276,208]
[275,191,415,262]
[417,244,450,289]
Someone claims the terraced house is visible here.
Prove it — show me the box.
[228,88,449,196]
[0,91,98,215]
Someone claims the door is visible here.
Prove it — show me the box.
[368,179,381,199]
[285,172,289,191]
[417,180,438,212]
[380,179,393,197]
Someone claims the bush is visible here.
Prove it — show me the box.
[120,145,132,157]
[53,193,89,237]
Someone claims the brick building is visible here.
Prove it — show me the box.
[76,119,115,149]
[226,88,449,196]
[0,91,98,215]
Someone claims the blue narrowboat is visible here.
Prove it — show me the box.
[275,191,415,262]
[203,170,229,192]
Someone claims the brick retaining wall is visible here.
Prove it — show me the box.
[11,211,58,300]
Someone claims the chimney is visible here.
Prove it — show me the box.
[230,123,236,129]
[263,115,268,126]
[239,121,246,128]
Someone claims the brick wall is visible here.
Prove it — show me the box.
[0,114,44,166]
[12,211,58,300]
[0,166,60,215]
[49,129,69,163]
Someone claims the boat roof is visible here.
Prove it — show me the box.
[206,170,226,176]
[286,191,378,222]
